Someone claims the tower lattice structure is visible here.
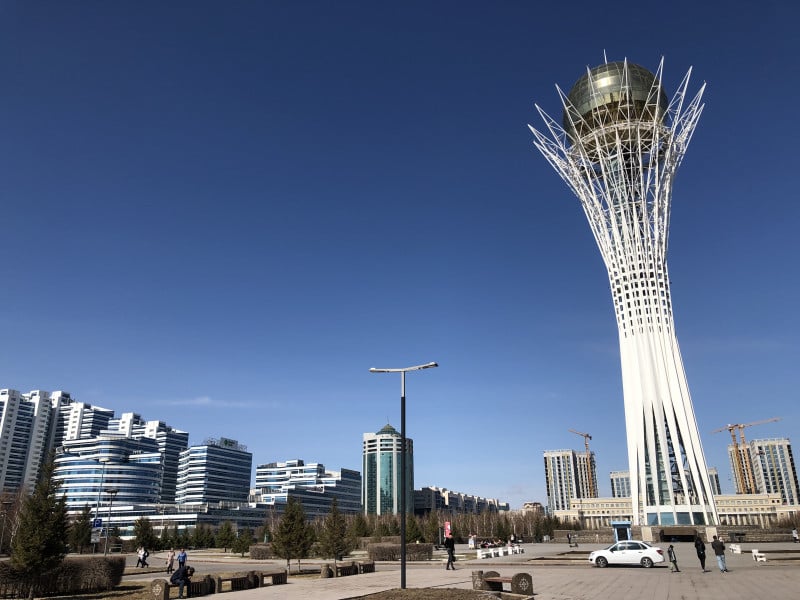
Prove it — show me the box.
[529,59,718,526]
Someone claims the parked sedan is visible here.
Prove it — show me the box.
[588,540,665,568]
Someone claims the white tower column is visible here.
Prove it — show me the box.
[530,59,718,526]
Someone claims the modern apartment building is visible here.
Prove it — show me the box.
[52,434,163,508]
[253,458,361,516]
[175,437,252,505]
[708,467,722,496]
[745,438,799,505]
[0,389,113,493]
[610,470,631,498]
[543,449,598,513]
[413,486,509,515]
[106,413,188,503]
[362,423,413,515]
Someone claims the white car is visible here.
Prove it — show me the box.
[588,540,665,568]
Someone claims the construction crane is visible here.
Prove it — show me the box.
[712,417,782,494]
[569,429,596,498]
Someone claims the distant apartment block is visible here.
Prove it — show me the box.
[106,412,188,503]
[253,458,362,516]
[746,438,799,505]
[543,449,598,513]
[362,423,413,515]
[413,486,509,515]
[0,389,112,493]
[708,467,722,496]
[176,437,252,505]
[610,470,631,498]
[53,433,163,508]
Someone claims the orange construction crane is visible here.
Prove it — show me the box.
[569,429,596,498]
[712,417,781,494]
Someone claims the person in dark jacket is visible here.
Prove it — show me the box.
[667,544,680,572]
[711,535,728,572]
[170,565,195,598]
[444,533,456,570]
[694,536,707,572]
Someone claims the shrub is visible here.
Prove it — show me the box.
[249,544,275,559]
[367,542,433,562]
[0,556,125,597]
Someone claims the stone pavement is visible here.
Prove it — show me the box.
[184,542,800,600]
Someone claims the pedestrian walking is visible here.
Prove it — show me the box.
[711,535,728,572]
[444,532,456,570]
[136,546,145,568]
[792,528,798,543]
[694,536,707,572]
[178,548,188,569]
[166,548,176,574]
[667,544,680,572]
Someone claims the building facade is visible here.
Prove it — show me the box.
[543,449,598,513]
[531,60,718,526]
[610,471,631,498]
[175,437,252,505]
[253,458,362,516]
[53,434,163,508]
[413,486,509,515]
[106,413,188,503]
[738,438,800,505]
[0,389,113,493]
[362,423,413,515]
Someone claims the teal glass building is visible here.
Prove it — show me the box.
[362,423,413,515]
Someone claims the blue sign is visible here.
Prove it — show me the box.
[92,518,103,528]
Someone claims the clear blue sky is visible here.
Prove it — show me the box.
[1,1,798,508]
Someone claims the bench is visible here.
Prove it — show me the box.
[335,563,359,577]
[477,545,524,559]
[729,543,742,554]
[357,561,376,574]
[214,574,251,593]
[472,570,533,595]
[752,549,767,563]
[257,570,288,586]
[151,576,213,600]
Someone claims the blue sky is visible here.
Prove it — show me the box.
[1,1,798,508]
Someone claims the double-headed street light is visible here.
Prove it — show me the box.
[369,361,438,589]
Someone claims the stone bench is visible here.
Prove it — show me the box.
[472,570,533,595]
[257,570,288,586]
[729,543,742,554]
[151,576,213,600]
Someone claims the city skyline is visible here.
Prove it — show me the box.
[1,2,798,509]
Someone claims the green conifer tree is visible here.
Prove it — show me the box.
[271,497,314,569]
[216,521,236,552]
[231,527,254,557]
[68,504,93,554]
[318,499,352,565]
[11,455,68,599]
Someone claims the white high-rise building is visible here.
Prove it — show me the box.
[253,458,362,516]
[531,59,718,526]
[176,437,252,505]
[610,470,631,498]
[543,449,597,512]
[732,438,800,505]
[0,389,112,493]
[106,413,188,503]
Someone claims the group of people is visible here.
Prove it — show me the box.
[666,535,729,573]
[135,546,149,568]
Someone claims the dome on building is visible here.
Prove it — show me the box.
[562,61,668,147]
[377,423,399,436]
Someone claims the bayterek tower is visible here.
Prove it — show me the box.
[529,59,718,527]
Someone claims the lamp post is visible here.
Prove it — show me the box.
[94,457,109,553]
[103,488,119,556]
[369,361,438,589]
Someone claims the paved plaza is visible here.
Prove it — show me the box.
[142,542,800,600]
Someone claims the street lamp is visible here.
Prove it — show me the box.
[103,488,119,556]
[94,457,110,553]
[369,361,438,589]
